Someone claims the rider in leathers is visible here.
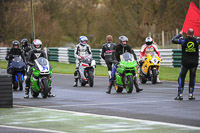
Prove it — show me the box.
[5,40,26,84]
[73,36,92,87]
[106,36,143,94]
[20,38,32,61]
[139,37,162,83]
[24,39,55,98]
[101,35,116,79]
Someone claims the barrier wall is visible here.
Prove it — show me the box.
[1,47,200,68]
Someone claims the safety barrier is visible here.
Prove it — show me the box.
[1,47,200,68]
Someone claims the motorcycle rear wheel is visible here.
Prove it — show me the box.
[115,84,123,93]
[139,75,147,84]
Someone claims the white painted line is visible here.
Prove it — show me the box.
[0,125,67,133]
[40,100,174,108]
[14,105,200,130]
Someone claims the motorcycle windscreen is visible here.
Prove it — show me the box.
[11,57,25,68]
[37,57,48,66]
[120,52,134,62]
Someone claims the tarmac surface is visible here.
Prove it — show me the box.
[1,73,200,132]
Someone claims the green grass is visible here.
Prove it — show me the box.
[1,61,199,82]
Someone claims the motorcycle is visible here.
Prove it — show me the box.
[139,52,161,84]
[8,56,26,91]
[30,57,52,98]
[114,52,137,93]
[78,55,96,87]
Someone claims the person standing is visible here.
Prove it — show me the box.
[101,35,116,79]
[172,29,200,100]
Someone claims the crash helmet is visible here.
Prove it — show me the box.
[79,36,88,46]
[33,39,42,51]
[119,36,128,46]
[12,40,20,49]
[21,38,28,47]
[145,37,153,46]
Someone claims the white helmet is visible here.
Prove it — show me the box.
[33,39,42,51]
[145,37,153,46]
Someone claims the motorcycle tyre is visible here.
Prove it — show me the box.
[88,71,94,87]
[18,74,23,91]
[32,90,39,98]
[41,79,49,98]
[126,75,133,93]
[115,84,123,93]
[13,82,18,90]
[139,75,147,84]
[151,69,157,84]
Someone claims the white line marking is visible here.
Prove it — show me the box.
[14,105,200,130]
[0,125,67,133]
[40,100,174,108]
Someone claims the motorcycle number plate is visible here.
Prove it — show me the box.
[151,58,158,65]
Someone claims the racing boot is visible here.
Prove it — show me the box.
[134,78,143,93]
[156,75,162,84]
[73,78,78,87]
[174,93,183,100]
[48,86,56,97]
[188,87,195,100]
[73,70,78,87]
[174,88,183,100]
[24,87,29,99]
[106,81,113,94]
[108,71,112,79]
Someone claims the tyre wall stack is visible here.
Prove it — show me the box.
[0,74,13,108]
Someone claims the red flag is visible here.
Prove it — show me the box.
[182,2,200,36]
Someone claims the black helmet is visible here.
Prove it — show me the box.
[21,38,28,46]
[12,40,20,48]
[119,36,128,46]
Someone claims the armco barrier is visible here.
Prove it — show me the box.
[1,47,200,68]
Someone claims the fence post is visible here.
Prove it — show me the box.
[162,31,165,49]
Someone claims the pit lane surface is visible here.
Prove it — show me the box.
[11,73,200,128]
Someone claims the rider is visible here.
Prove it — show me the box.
[101,35,116,79]
[73,36,92,87]
[24,39,55,98]
[5,40,26,83]
[20,38,32,60]
[106,36,143,94]
[139,37,162,83]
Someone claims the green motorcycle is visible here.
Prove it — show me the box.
[30,57,52,98]
[114,52,137,93]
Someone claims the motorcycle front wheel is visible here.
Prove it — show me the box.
[151,69,157,84]
[126,75,133,93]
[88,70,94,87]
[17,74,23,91]
[41,79,49,98]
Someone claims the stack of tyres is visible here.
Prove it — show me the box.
[0,74,13,108]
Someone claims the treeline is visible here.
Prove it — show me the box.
[0,0,198,48]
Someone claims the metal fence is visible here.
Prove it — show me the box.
[1,47,200,68]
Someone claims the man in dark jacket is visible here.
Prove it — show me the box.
[101,35,116,79]
[20,38,32,61]
[106,36,143,94]
[5,40,26,85]
[172,29,200,100]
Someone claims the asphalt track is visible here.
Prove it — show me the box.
[1,73,200,132]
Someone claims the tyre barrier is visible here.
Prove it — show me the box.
[0,74,13,108]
